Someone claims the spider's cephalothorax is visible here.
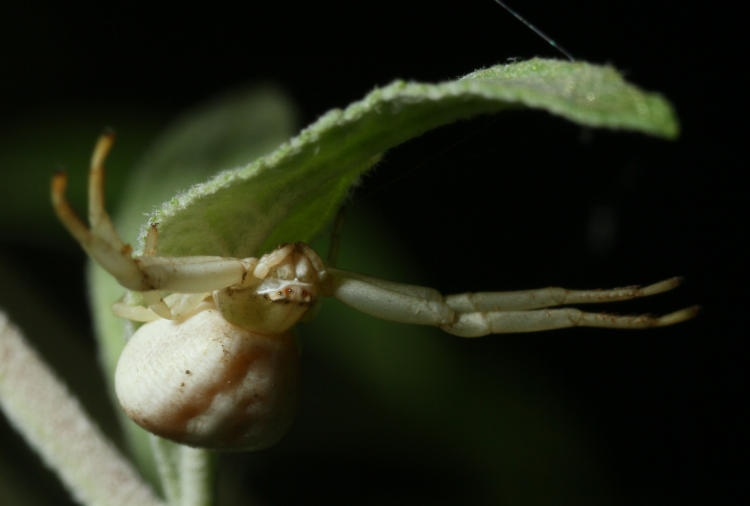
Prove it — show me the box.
[52,134,697,450]
[213,242,326,335]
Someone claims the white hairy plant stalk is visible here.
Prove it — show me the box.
[0,310,165,506]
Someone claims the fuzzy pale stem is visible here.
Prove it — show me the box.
[0,310,165,506]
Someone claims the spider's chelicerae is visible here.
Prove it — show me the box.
[52,134,697,451]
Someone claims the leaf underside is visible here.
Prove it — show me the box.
[139,58,678,259]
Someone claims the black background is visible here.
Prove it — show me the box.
[0,1,744,505]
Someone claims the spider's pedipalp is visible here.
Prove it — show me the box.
[254,244,295,279]
[112,301,161,323]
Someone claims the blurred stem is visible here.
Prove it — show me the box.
[0,311,164,506]
[150,436,181,504]
[179,446,215,506]
[150,436,215,506]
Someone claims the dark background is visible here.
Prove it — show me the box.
[0,1,744,505]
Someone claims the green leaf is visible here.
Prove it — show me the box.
[141,58,678,260]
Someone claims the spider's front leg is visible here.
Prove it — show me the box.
[326,269,698,337]
[51,133,258,297]
[52,133,146,290]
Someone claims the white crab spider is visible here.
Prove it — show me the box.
[51,134,697,451]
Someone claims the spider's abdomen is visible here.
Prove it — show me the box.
[114,309,298,451]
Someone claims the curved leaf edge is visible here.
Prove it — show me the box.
[137,58,678,254]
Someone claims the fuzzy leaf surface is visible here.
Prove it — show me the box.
[140,58,678,259]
